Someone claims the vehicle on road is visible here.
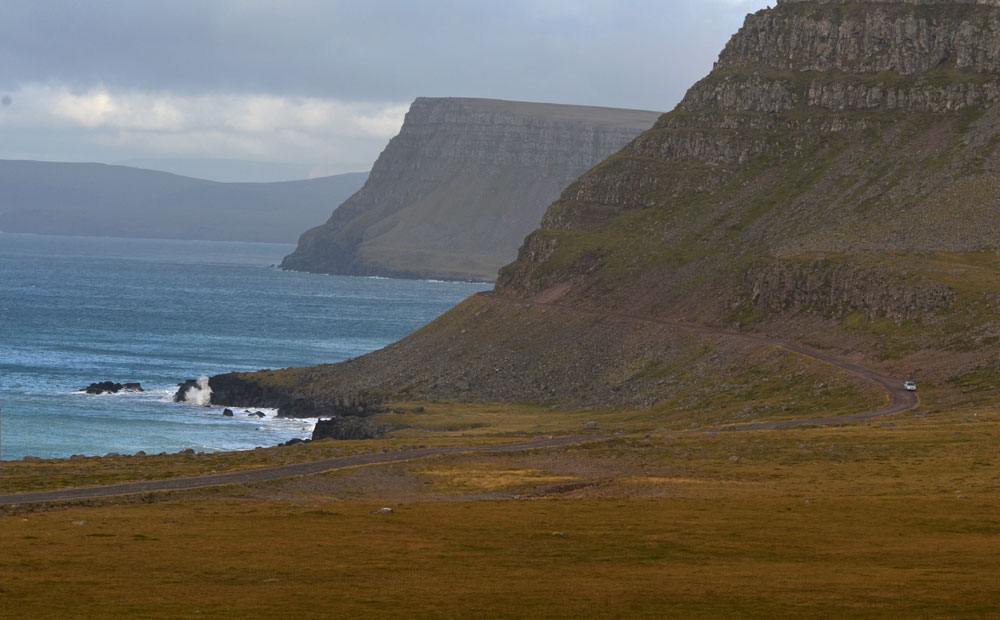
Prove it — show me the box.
[903,381,917,391]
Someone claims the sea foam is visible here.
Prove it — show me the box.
[183,376,212,406]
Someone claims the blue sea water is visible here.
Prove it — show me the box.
[0,233,489,460]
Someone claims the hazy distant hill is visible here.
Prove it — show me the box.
[114,158,320,183]
[281,97,661,281]
[0,160,368,243]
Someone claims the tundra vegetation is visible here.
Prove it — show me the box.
[2,401,998,618]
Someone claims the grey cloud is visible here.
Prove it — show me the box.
[0,0,769,111]
[0,0,771,172]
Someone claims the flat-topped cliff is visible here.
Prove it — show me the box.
[280,97,660,282]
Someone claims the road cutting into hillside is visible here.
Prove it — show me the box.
[483,292,919,431]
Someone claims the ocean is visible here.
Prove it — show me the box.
[0,233,489,460]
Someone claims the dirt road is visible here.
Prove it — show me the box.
[0,436,601,506]
[482,293,918,431]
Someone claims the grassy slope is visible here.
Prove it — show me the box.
[493,86,1000,401]
[216,292,886,416]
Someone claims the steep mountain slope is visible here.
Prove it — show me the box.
[280,98,661,281]
[495,0,1000,362]
[208,0,1000,420]
[0,160,368,243]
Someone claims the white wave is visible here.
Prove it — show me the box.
[183,376,212,406]
[251,411,317,433]
[71,386,153,397]
[420,277,493,285]
[148,388,179,402]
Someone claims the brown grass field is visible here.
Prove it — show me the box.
[2,401,999,619]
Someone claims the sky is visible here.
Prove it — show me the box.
[0,0,771,181]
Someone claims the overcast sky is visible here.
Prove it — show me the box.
[0,0,770,181]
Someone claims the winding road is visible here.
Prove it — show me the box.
[0,295,917,506]
[488,294,918,431]
[0,436,599,506]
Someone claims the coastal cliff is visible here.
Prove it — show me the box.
[280,97,660,282]
[222,0,1000,417]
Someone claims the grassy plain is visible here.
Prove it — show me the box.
[2,400,999,619]
[0,401,606,494]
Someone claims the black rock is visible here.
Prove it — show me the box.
[223,409,234,417]
[173,379,199,402]
[82,381,144,394]
[312,416,393,441]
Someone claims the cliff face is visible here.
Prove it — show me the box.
[280,98,660,282]
[222,0,1000,416]
[498,0,1000,312]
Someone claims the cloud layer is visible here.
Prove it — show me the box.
[0,0,771,177]
[0,84,407,174]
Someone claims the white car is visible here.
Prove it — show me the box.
[903,381,917,391]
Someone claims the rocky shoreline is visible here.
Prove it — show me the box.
[173,373,385,419]
[172,374,397,444]
[15,414,391,462]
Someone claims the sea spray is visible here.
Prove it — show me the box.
[184,376,213,406]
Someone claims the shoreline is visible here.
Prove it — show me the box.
[3,399,318,463]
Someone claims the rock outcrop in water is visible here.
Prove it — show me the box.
[280,97,661,282]
[217,0,1000,416]
[81,382,143,394]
